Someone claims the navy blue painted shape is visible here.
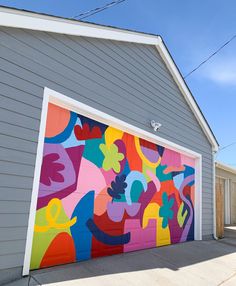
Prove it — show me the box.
[86,218,130,245]
[70,191,94,261]
[45,111,77,144]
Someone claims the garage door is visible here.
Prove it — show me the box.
[30,102,196,270]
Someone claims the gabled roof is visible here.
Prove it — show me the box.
[0,5,219,151]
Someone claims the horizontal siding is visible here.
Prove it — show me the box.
[0,26,214,270]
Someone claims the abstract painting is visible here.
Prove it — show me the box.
[30,102,195,270]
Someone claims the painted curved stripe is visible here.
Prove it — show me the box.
[146,169,161,192]
[86,218,130,245]
[134,137,161,168]
[45,112,77,144]
[178,175,195,242]
[125,171,147,205]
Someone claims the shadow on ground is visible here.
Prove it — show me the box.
[25,237,236,286]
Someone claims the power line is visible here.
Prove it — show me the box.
[219,142,236,152]
[73,0,127,20]
[215,141,236,160]
[184,34,236,79]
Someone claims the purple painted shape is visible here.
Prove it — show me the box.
[140,146,159,163]
[168,193,183,244]
[114,139,126,174]
[135,181,156,220]
[107,202,140,222]
[124,219,156,252]
[179,175,194,242]
[37,145,84,209]
[39,144,76,198]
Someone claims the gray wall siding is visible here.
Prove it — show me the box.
[0,27,213,274]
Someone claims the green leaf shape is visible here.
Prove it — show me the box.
[100,143,124,173]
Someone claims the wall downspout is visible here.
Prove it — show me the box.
[213,150,218,240]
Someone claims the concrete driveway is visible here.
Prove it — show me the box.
[6,232,236,286]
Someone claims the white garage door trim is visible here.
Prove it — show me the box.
[23,87,202,276]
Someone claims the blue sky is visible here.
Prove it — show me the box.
[1,0,236,165]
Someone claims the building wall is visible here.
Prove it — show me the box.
[0,26,213,283]
[216,166,236,225]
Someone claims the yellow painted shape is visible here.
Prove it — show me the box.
[142,203,171,247]
[177,202,188,227]
[105,126,123,147]
[34,198,77,232]
[134,137,161,168]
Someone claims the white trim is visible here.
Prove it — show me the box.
[22,92,50,276]
[155,39,218,152]
[194,156,202,240]
[23,87,203,275]
[0,7,159,45]
[224,179,231,225]
[213,152,217,239]
[0,6,218,151]
[216,161,236,175]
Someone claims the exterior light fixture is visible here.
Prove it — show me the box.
[151,120,162,132]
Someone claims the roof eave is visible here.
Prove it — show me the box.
[0,6,219,151]
[216,161,236,175]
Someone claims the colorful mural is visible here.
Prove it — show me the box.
[30,102,196,270]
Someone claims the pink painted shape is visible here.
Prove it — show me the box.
[161,148,181,167]
[100,168,116,186]
[124,219,156,252]
[181,154,195,168]
[62,158,106,217]
[146,169,161,192]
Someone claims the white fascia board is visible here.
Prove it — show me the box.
[0,6,218,151]
[215,161,236,175]
[0,7,159,45]
[156,37,218,152]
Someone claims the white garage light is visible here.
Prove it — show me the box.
[151,120,162,132]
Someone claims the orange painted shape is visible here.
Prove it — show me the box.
[122,133,142,171]
[45,103,71,138]
[151,180,181,207]
[40,232,76,268]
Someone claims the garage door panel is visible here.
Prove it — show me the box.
[30,102,196,270]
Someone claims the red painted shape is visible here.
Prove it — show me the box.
[91,212,126,258]
[139,138,157,151]
[122,133,142,171]
[40,233,76,268]
[74,123,102,140]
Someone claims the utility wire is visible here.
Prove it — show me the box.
[73,0,126,20]
[219,142,236,152]
[184,34,236,79]
[215,141,236,160]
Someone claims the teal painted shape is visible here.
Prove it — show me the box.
[125,171,147,205]
[83,135,105,168]
[159,192,174,228]
[130,180,145,202]
[156,164,172,182]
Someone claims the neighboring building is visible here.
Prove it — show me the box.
[0,6,218,285]
[215,162,236,237]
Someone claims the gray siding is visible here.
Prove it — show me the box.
[0,27,213,275]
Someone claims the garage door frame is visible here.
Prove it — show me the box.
[23,87,202,276]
